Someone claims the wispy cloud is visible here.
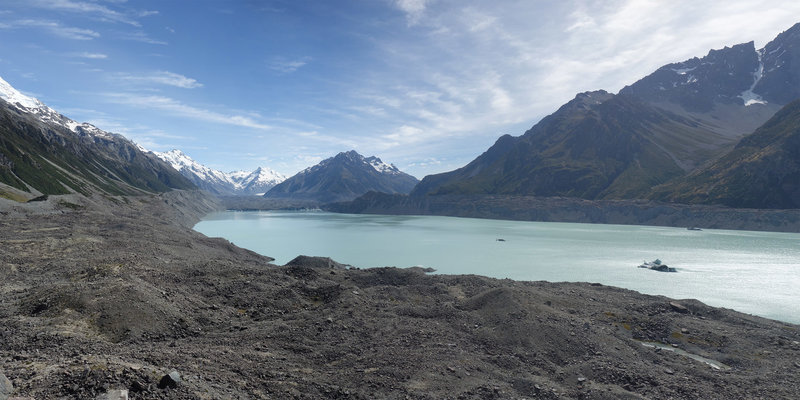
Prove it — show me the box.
[73,51,107,59]
[113,71,202,89]
[0,19,99,40]
[104,93,272,131]
[344,0,800,161]
[121,31,167,45]
[393,0,431,25]
[268,57,311,73]
[27,0,154,27]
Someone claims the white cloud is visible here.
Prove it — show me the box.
[393,0,430,25]
[74,52,107,59]
[27,0,148,26]
[104,93,272,130]
[347,0,800,154]
[1,19,100,40]
[113,71,203,89]
[121,31,167,45]
[268,57,311,73]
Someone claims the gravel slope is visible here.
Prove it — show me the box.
[1,191,798,399]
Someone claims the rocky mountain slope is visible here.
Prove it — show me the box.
[412,23,800,206]
[651,99,800,208]
[265,150,418,203]
[154,149,286,195]
[0,76,194,200]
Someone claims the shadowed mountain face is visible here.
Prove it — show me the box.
[651,100,800,209]
[0,99,194,200]
[414,92,726,199]
[411,23,800,206]
[264,150,418,203]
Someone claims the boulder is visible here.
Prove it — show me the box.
[158,370,182,389]
[0,372,13,400]
[96,389,128,400]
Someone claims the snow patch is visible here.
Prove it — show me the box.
[671,66,697,75]
[367,156,399,174]
[739,49,767,106]
[0,75,44,110]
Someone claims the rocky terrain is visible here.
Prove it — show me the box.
[1,191,799,399]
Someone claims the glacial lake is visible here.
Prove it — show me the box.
[195,211,800,324]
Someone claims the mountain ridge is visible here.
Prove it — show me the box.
[154,149,287,196]
[409,23,800,207]
[0,76,194,199]
[265,150,418,203]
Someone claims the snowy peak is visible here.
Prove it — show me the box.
[752,23,800,104]
[153,149,286,195]
[265,150,418,203]
[0,76,195,196]
[230,166,287,194]
[620,23,800,112]
[0,75,45,110]
[305,151,401,176]
[620,42,759,112]
[0,75,114,139]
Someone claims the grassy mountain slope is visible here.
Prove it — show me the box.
[0,100,194,199]
[652,100,800,208]
[414,92,735,200]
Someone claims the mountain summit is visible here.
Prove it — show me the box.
[154,149,286,195]
[264,150,418,203]
[0,76,193,200]
[411,23,800,205]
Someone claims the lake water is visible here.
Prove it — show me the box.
[195,211,800,324]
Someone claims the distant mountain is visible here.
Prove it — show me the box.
[264,150,418,203]
[154,149,286,195]
[651,99,800,208]
[412,23,800,204]
[0,76,194,200]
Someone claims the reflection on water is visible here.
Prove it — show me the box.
[195,211,800,324]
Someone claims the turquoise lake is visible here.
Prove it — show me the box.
[195,211,800,324]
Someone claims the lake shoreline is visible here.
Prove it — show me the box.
[324,192,800,233]
[196,209,800,325]
[2,191,799,398]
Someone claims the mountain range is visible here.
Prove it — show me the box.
[5,23,800,211]
[264,150,419,203]
[154,149,286,196]
[0,76,193,201]
[410,23,800,209]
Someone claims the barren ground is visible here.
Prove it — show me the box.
[1,191,798,399]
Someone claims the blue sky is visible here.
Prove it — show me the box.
[2,1,800,178]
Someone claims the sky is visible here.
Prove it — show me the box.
[2,1,800,178]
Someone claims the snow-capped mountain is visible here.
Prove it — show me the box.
[0,75,194,198]
[154,149,286,195]
[0,76,120,142]
[265,150,418,203]
[232,167,287,195]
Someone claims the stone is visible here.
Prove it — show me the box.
[0,372,13,400]
[158,370,182,389]
[669,302,689,313]
[96,389,129,400]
